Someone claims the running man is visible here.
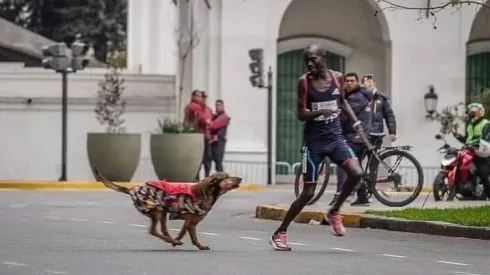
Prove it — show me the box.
[269,45,374,251]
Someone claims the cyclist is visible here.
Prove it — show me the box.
[451,102,490,199]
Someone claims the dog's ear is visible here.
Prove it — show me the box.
[209,172,229,186]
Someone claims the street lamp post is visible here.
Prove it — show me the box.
[42,42,90,181]
[424,85,438,119]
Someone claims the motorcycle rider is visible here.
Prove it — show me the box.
[451,102,490,199]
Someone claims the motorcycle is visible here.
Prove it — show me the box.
[433,134,487,201]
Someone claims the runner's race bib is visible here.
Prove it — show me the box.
[312,99,339,124]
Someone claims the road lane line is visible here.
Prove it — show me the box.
[238,237,261,241]
[331,247,356,252]
[98,221,115,224]
[437,261,470,266]
[289,242,307,246]
[45,269,69,274]
[378,254,407,259]
[9,204,27,208]
[2,261,26,266]
[45,216,61,219]
[69,218,88,222]
[129,224,147,228]
[200,232,219,236]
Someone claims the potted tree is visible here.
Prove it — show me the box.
[86,50,141,181]
[150,117,204,182]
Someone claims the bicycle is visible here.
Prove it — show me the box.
[294,144,424,207]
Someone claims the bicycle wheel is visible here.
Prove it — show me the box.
[294,157,331,205]
[369,149,424,207]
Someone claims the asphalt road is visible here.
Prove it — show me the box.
[0,189,489,275]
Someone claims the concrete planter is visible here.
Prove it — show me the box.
[150,133,204,182]
[87,133,141,182]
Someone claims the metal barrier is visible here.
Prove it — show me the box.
[132,157,440,187]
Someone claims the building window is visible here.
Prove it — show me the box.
[467,52,490,118]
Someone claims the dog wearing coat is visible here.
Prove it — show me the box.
[93,167,242,250]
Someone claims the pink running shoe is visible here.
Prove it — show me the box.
[269,231,291,251]
[325,211,346,237]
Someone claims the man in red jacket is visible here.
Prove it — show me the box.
[209,99,230,172]
[184,90,213,180]
[184,90,210,133]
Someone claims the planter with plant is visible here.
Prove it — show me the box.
[150,117,204,182]
[87,51,141,182]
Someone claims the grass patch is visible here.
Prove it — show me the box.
[364,205,490,227]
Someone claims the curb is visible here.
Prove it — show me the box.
[0,181,264,192]
[255,204,360,228]
[255,204,490,240]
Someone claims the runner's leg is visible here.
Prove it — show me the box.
[325,141,364,236]
[270,144,323,250]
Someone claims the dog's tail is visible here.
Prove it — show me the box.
[92,166,130,194]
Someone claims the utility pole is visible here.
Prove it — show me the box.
[42,42,90,181]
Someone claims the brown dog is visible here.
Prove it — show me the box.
[92,167,242,250]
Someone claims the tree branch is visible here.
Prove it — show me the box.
[174,0,203,117]
[375,0,490,29]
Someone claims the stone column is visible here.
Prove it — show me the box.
[191,1,210,98]
[127,0,178,75]
[207,0,222,104]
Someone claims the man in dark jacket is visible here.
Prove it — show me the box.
[210,99,230,172]
[331,72,373,206]
[362,74,397,146]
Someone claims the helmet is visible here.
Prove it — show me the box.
[467,102,485,118]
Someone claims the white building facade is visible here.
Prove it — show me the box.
[127,0,490,184]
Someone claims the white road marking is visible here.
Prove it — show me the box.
[331,247,356,252]
[378,254,407,259]
[453,272,482,275]
[289,242,307,246]
[2,261,26,266]
[200,232,219,236]
[437,261,470,266]
[9,204,27,208]
[69,218,88,222]
[129,224,147,228]
[98,221,115,224]
[45,269,69,274]
[169,228,179,231]
[45,216,61,219]
[238,237,261,241]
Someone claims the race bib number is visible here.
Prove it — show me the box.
[312,100,339,123]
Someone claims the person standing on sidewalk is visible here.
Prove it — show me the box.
[362,74,397,145]
[332,73,373,206]
[200,91,214,178]
[184,90,213,181]
[209,99,230,172]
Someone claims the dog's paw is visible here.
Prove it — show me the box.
[198,246,211,251]
[171,240,185,247]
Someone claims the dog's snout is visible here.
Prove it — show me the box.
[236,177,243,184]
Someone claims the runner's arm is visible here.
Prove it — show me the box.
[296,76,328,121]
